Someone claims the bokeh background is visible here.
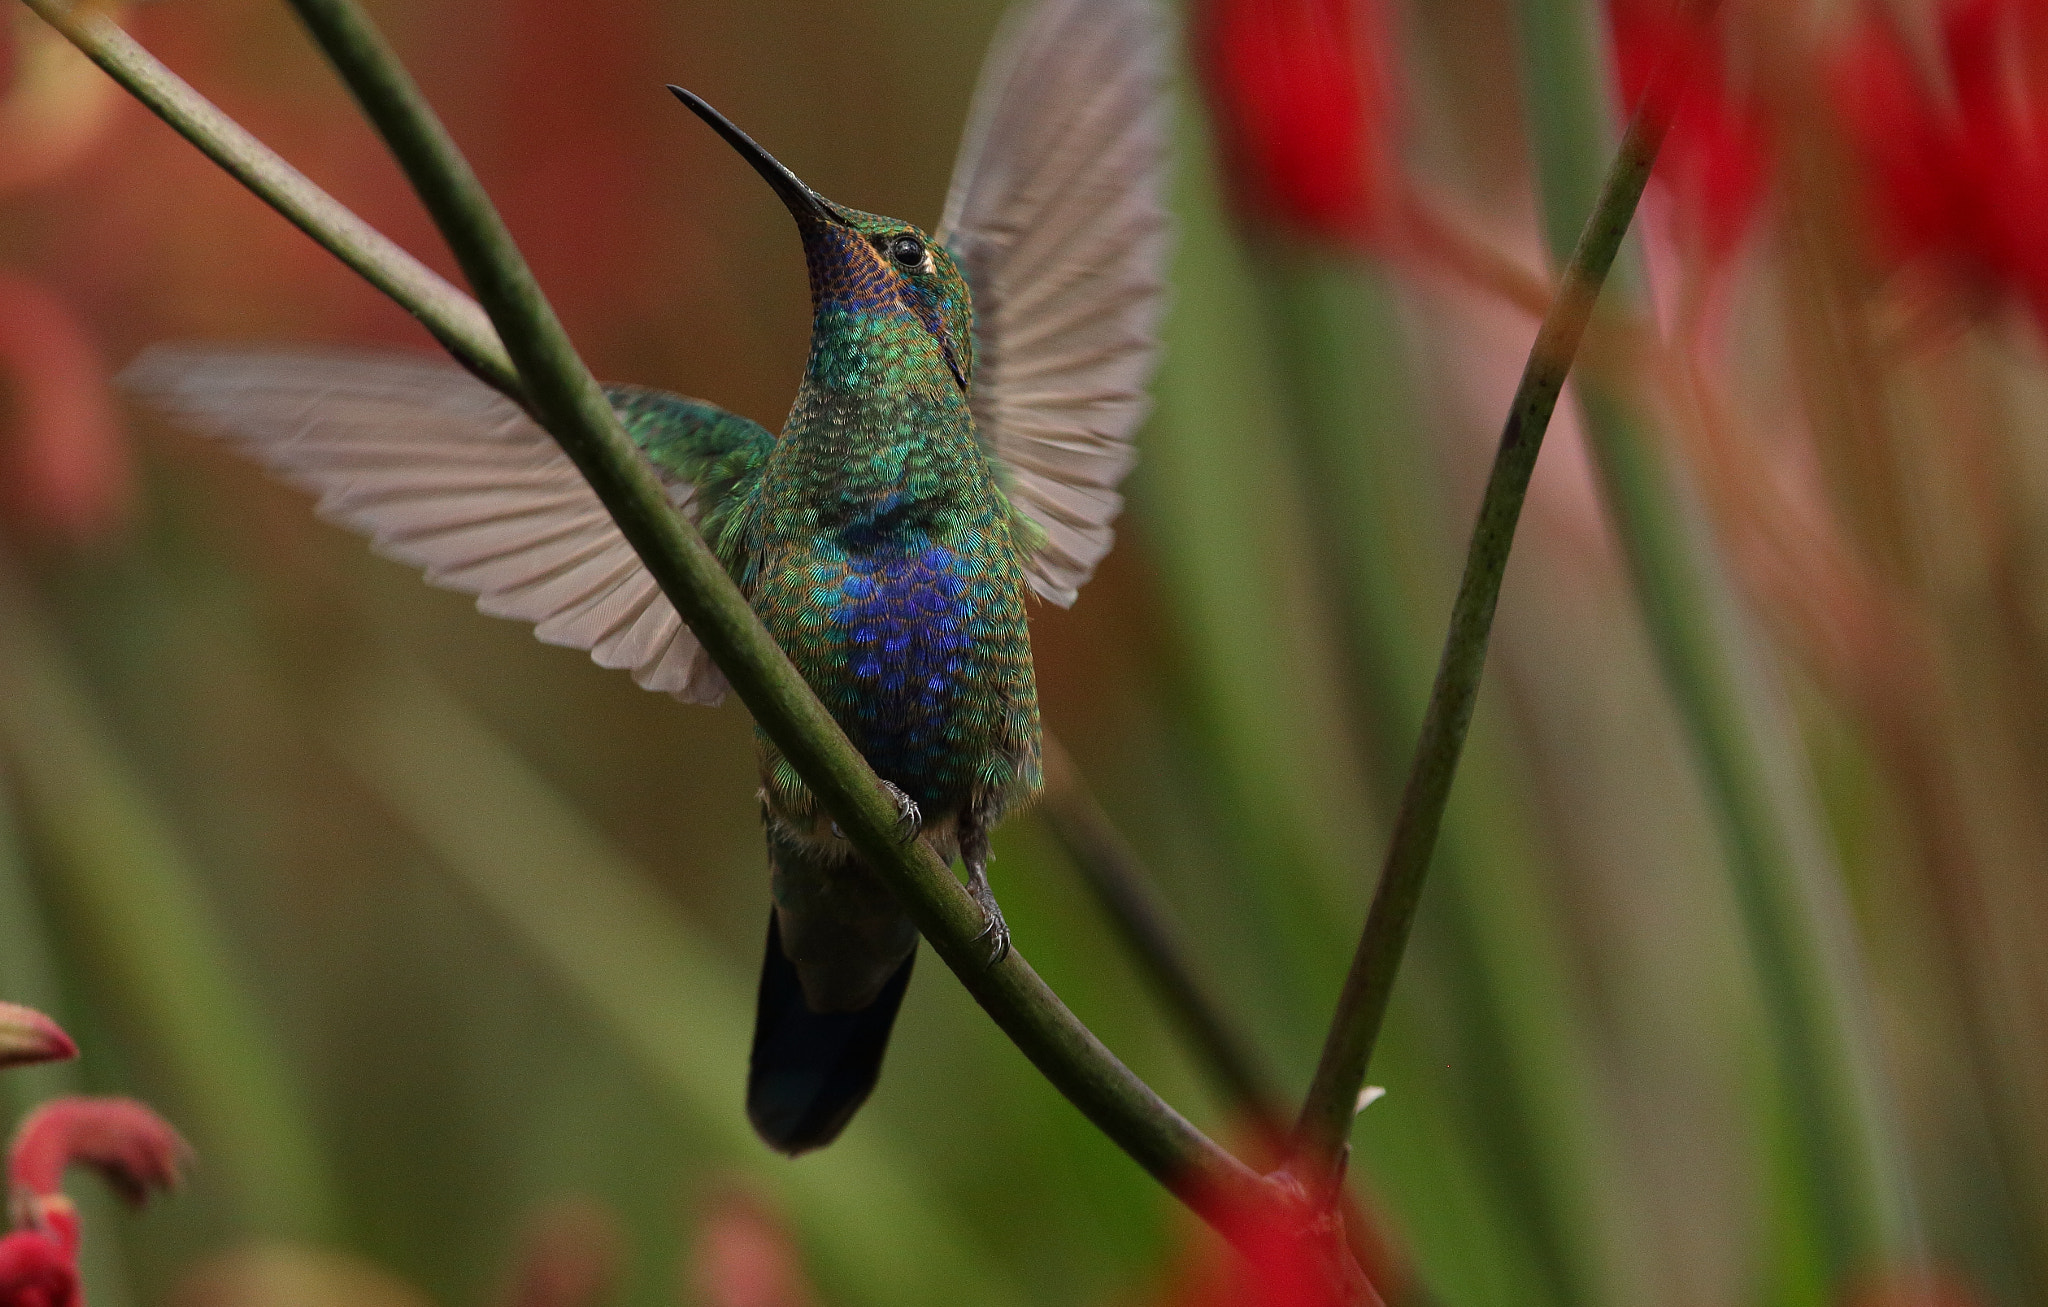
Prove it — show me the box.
[1,0,2046,1304]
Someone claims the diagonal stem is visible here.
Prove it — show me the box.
[16,0,1280,1238]
[1039,732,1287,1132]
[1289,67,1682,1184]
[1514,0,1911,1280]
[19,3,508,394]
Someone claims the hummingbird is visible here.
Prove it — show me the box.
[124,0,1168,1154]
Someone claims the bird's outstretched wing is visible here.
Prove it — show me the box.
[123,347,774,705]
[937,0,1171,607]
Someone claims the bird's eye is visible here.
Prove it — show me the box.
[887,234,926,270]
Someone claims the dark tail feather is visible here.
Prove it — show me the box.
[746,913,915,1154]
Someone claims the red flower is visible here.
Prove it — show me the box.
[1836,0,2048,328]
[1608,0,1774,262]
[1158,1180,1361,1307]
[9,1098,187,1209]
[0,1098,185,1307]
[0,1229,75,1307]
[1196,0,1395,247]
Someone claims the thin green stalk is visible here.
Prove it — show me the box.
[17,0,1272,1228]
[1039,732,1285,1133]
[1046,727,1431,1307]
[1290,74,1678,1182]
[1260,257,1633,1307]
[15,1,507,395]
[1514,0,1914,1288]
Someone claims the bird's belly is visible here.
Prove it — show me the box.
[755,536,1034,813]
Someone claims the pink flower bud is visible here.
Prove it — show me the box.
[0,1009,74,1074]
[689,1192,818,1307]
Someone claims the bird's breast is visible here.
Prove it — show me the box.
[752,522,1034,815]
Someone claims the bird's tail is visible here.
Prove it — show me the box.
[747,913,914,1154]
[747,827,919,1154]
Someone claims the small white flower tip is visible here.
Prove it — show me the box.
[1354,1086,1387,1115]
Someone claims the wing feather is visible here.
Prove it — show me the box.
[121,346,737,704]
[938,0,1171,608]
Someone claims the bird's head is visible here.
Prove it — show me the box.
[669,87,974,393]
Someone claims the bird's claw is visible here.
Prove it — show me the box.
[969,879,1011,966]
[879,781,921,843]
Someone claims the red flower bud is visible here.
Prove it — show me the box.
[0,1095,183,1306]
[689,1192,818,1307]
[0,1009,74,1074]
[1836,0,2048,329]
[1608,0,1773,261]
[1196,0,1395,247]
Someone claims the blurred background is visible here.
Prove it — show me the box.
[0,0,2044,1303]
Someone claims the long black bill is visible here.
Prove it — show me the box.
[666,85,835,225]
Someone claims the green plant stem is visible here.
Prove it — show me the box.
[1513,0,1912,1285]
[1258,256,1628,1306]
[17,0,1275,1232]
[1040,735,1439,1301]
[15,1,508,395]
[1290,81,1677,1183]
[1039,732,1286,1133]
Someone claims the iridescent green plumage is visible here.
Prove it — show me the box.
[744,208,1041,833]
[126,0,1167,1158]
[629,108,1046,1151]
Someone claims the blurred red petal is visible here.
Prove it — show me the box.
[9,1097,187,1209]
[499,1199,621,1307]
[0,1230,76,1307]
[688,1192,818,1307]
[0,271,131,544]
[1157,1179,1359,1307]
[1607,0,1774,260]
[1195,0,1395,247]
[1835,0,2048,330]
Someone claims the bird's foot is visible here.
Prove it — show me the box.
[966,863,1010,966]
[879,781,922,843]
